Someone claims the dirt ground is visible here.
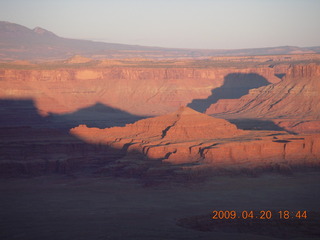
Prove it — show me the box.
[0,172,319,240]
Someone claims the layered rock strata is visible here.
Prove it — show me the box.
[71,107,320,168]
[0,63,281,116]
[0,127,124,176]
[206,63,320,133]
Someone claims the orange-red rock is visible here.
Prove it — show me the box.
[0,62,281,116]
[206,63,320,133]
[71,106,245,142]
[71,107,320,167]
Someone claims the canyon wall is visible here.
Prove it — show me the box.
[70,107,320,171]
[206,63,320,133]
[0,98,125,176]
[0,65,281,117]
[206,63,320,119]
[1,58,320,176]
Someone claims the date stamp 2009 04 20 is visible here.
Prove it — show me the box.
[212,210,307,220]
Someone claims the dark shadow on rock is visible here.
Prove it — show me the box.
[275,73,286,79]
[0,98,252,180]
[0,99,48,128]
[0,98,129,177]
[227,118,296,133]
[48,102,148,129]
[0,99,148,129]
[273,139,291,143]
[0,98,173,179]
[187,73,270,113]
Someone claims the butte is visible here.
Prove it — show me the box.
[71,107,320,170]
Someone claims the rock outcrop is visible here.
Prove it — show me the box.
[71,107,320,169]
[2,57,320,176]
[71,106,244,142]
[206,63,320,133]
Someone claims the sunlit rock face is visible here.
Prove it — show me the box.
[1,55,320,175]
[71,107,320,167]
[0,61,280,116]
[206,63,320,134]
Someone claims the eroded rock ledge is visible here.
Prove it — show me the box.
[71,107,320,171]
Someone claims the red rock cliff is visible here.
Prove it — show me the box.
[206,63,320,121]
[70,107,320,167]
[0,65,280,116]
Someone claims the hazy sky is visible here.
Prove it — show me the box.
[1,0,319,49]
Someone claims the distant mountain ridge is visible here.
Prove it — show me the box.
[0,21,159,60]
[0,21,319,60]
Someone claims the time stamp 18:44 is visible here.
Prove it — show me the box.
[212,210,308,220]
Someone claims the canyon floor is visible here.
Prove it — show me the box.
[1,172,320,240]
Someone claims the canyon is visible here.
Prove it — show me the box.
[1,54,320,177]
[1,20,320,240]
[2,54,319,118]
[206,63,320,134]
[71,106,320,176]
[0,56,283,117]
[1,54,320,240]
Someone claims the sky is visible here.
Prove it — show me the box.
[1,0,320,49]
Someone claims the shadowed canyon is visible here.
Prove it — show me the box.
[1,40,320,239]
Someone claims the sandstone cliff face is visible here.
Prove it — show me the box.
[274,120,320,135]
[202,135,320,166]
[0,65,280,116]
[70,107,320,168]
[206,64,320,119]
[206,63,320,133]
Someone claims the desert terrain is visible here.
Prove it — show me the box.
[1,173,320,240]
[1,20,320,239]
[0,50,320,239]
